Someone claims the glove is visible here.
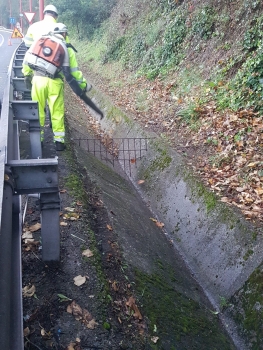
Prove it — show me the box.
[82,83,92,94]
[86,83,92,92]
[24,76,32,90]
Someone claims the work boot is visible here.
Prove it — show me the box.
[56,141,65,151]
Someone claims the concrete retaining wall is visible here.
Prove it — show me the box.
[87,89,263,308]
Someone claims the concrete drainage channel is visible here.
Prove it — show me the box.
[65,88,263,349]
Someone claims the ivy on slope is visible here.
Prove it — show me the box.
[77,0,263,114]
[97,2,221,80]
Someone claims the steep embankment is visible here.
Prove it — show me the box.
[67,0,263,348]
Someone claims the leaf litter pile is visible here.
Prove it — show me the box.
[188,105,263,223]
[83,69,263,226]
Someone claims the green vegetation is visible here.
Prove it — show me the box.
[66,0,263,117]
[55,0,116,38]
[230,266,263,349]
[142,146,172,180]
[191,5,216,39]
[135,267,235,349]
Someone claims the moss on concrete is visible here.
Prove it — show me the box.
[230,266,263,349]
[142,147,172,180]
[134,266,235,349]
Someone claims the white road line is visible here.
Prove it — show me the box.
[0,34,4,47]
[0,28,13,47]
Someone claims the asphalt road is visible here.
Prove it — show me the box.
[0,27,22,102]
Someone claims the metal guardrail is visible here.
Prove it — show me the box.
[0,44,61,349]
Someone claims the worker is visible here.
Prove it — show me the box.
[22,23,103,151]
[23,4,59,48]
[23,5,60,104]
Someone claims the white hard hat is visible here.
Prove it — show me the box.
[53,23,68,34]
[43,4,58,15]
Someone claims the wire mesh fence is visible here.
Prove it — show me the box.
[72,134,154,176]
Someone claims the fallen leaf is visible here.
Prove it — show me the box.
[73,275,86,286]
[82,308,93,323]
[67,301,97,328]
[23,241,40,252]
[22,231,33,240]
[29,223,41,232]
[82,249,94,258]
[107,224,113,231]
[64,207,75,212]
[67,301,81,315]
[67,343,75,350]
[57,293,72,302]
[255,187,263,195]
[24,238,35,244]
[210,310,219,315]
[220,197,230,203]
[137,180,145,184]
[111,281,118,291]
[155,221,164,228]
[247,162,259,167]
[63,213,80,220]
[126,296,143,320]
[22,285,36,297]
[23,327,30,337]
[150,217,157,223]
[69,216,79,221]
[151,336,159,343]
[86,319,98,329]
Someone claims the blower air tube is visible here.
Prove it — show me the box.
[63,68,104,119]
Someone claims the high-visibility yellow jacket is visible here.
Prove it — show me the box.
[23,15,57,48]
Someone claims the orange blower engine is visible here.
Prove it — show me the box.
[26,36,65,78]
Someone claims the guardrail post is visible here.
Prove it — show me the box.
[40,192,61,261]
[0,167,14,349]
